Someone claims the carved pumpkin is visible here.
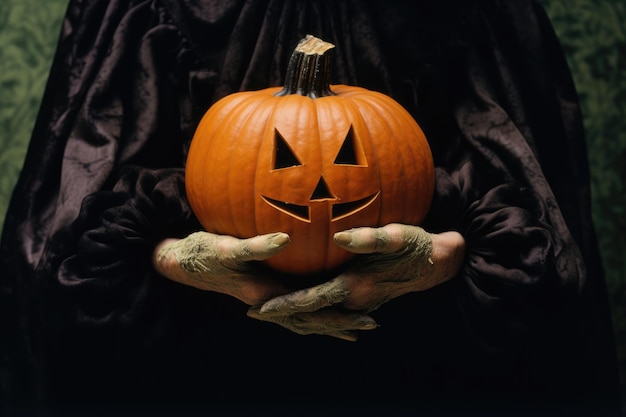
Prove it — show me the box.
[185,35,435,276]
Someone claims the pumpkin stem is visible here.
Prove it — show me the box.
[275,35,336,99]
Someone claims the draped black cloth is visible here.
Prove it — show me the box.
[1,0,621,415]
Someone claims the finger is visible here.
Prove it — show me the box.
[247,307,378,335]
[248,306,379,330]
[258,277,350,316]
[176,232,289,275]
[333,224,400,254]
[248,307,359,342]
[231,232,290,262]
[334,223,425,254]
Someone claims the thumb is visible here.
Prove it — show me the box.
[334,224,432,271]
[235,232,291,261]
[333,224,414,254]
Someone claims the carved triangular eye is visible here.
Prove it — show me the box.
[334,126,366,166]
[274,128,302,169]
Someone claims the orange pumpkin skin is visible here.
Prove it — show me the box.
[185,37,434,276]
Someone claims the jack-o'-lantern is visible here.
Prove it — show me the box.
[185,35,435,276]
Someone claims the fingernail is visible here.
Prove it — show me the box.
[360,322,379,330]
[259,300,285,316]
[246,306,261,318]
[259,303,274,314]
[334,231,352,247]
[358,316,379,330]
[269,232,290,248]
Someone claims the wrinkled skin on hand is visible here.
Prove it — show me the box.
[153,231,379,340]
[276,224,433,312]
[154,231,292,305]
[247,306,379,342]
[155,225,464,342]
[248,224,444,340]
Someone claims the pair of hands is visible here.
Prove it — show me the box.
[153,224,465,341]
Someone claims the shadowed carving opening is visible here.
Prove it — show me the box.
[332,192,379,221]
[274,129,302,169]
[310,177,334,201]
[261,196,310,222]
[334,126,366,166]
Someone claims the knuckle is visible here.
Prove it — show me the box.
[373,229,390,251]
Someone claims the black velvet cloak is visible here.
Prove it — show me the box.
[1,0,621,415]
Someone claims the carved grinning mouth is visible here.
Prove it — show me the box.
[261,192,379,223]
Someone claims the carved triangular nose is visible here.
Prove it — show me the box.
[310,177,335,201]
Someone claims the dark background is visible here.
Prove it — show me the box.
[1,0,624,413]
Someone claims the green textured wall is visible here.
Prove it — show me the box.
[0,0,68,226]
[1,0,624,411]
[540,1,626,411]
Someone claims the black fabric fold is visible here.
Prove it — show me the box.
[1,0,620,415]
